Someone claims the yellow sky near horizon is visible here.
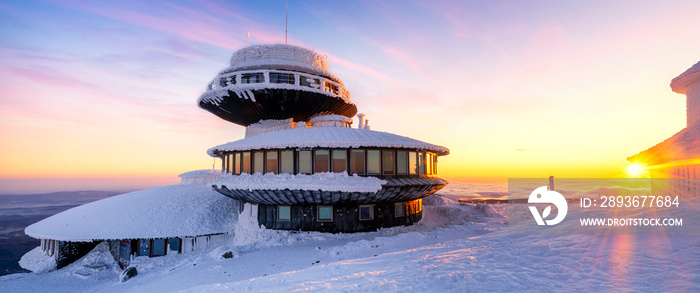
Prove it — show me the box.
[1,1,698,185]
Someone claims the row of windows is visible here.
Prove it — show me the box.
[212,70,340,95]
[222,148,439,176]
[276,199,422,222]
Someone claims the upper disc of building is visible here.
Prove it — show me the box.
[198,44,358,126]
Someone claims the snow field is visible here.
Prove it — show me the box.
[4,183,700,292]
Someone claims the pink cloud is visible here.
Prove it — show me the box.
[324,53,399,85]
[50,1,282,50]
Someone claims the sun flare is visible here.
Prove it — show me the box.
[626,163,645,177]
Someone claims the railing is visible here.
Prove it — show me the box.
[206,70,349,101]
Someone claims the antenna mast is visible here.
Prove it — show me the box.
[285,2,288,44]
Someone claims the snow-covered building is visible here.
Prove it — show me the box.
[628,60,700,197]
[21,43,450,272]
[23,171,236,270]
[199,44,450,232]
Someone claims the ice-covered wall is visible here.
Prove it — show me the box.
[687,82,700,126]
[245,119,295,138]
[671,60,700,127]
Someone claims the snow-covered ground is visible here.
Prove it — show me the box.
[2,182,699,292]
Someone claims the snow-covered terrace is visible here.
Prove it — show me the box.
[24,184,237,242]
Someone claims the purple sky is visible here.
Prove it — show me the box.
[2,0,700,192]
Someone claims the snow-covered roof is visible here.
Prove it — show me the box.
[222,44,342,84]
[207,126,450,157]
[671,60,700,94]
[212,172,386,193]
[24,184,237,242]
[178,169,220,178]
[229,44,328,72]
[627,123,700,165]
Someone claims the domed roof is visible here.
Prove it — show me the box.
[25,184,237,241]
[222,44,341,84]
[208,126,450,156]
[671,60,700,94]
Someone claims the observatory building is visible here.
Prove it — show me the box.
[628,60,700,197]
[21,44,450,272]
[199,44,449,232]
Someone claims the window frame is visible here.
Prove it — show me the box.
[277,205,291,222]
[241,152,251,174]
[395,202,405,217]
[314,149,330,173]
[300,75,321,88]
[241,72,264,84]
[409,151,417,175]
[269,72,295,84]
[266,150,279,174]
[298,150,312,174]
[253,151,264,174]
[418,152,427,175]
[220,75,236,87]
[397,150,408,175]
[332,149,347,173]
[366,149,381,175]
[280,149,294,174]
[234,152,241,175]
[382,149,395,175]
[349,149,366,175]
[359,204,374,221]
[317,205,334,222]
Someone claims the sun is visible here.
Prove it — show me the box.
[626,163,645,177]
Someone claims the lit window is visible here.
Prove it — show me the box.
[409,151,417,175]
[350,149,365,175]
[317,205,333,222]
[332,149,347,173]
[433,155,438,175]
[315,149,329,173]
[427,153,433,175]
[367,150,380,175]
[222,154,228,173]
[417,198,422,213]
[418,152,426,174]
[395,202,404,217]
[241,73,264,84]
[270,72,295,84]
[280,150,294,174]
[228,153,234,173]
[234,153,241,174]
[298,150,312,174]
[278,205,291,221]
[359,204,374,221]
[397,151,408,175]
[324,81,338,93]
[253,151,264,174]
[241,152,251,174]
[382,150,395,175]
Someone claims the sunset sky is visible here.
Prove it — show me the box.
[2,0,700,191]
